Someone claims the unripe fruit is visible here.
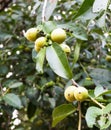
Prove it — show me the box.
[51,28,66,43]
[34,37,46,52]
[24,28,38,42]
[105,55,111,62]
[74,86,88,101]
[64,86,77,102]
[60,44,71,53]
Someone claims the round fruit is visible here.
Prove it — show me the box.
[34,37,46,52]
[64,86,77,102]
[51,28,66,43]
[74,86,88,101]
[60,44,71,53]
[24,28,38,42]
[105,55,111,62]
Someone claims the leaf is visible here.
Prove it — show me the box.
[85,106,102,128]
[94,85,108,97]
[74,0,95,19]
[3,93,22,109]
[58,23,88,41]
[52,104,76,127]
[43,21,56,33]
[96,12,106,28]
[46,43,73,79]
[45,0,58,21]
[8,81,23,89]
[92,0,109,13]
[36,47,46,74]
[0,65,8,76]
[27,101,36,119]
[72,42,81,65]
[90,68,111,82]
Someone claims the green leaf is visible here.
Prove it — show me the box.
[36,47,46,74]
[52,104,76,127]
[43,21,56,33]
[8,81,23,89]
[72,42,81,65]
[0,65,8,76]
[46,43,73,79]
[45,0,58,21]
[58,23,88,41]
[85,106,102,128]
[74,0,95,19]
[3,93,22,109]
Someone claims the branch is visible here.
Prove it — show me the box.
[78,102,82,130]
[42,0,48,22]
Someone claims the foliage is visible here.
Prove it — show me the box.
[0,0,111,130]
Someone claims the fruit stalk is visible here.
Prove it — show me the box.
[78,102,82,130]
[71,79,79,87]
[42,0,48,22]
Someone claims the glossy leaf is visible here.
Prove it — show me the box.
[46,43,73,79]
[3,93,22,109]
[52,104,76,127]
[74,0,94,19]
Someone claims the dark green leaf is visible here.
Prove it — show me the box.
[27,101,36,119]
[46,43,73,79]
[3,93,22,109]
[52,104,76,127]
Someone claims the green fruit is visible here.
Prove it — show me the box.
[74,86,88,101]
[64,86,77,102]
[34,37,46,52]
[60,44,71,53]
[24,28,38,42]
[105,55,111,62]
[51,28,66,43]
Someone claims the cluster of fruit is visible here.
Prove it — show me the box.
[24,27,71,53]
[64,85,88,102]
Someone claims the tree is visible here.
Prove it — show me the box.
[0,0,111,130]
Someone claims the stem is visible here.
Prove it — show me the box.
[89,95,105,109]
[78,102,82,130]
[42,0,48,22]
[71,79,80,87]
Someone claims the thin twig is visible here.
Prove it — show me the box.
[71,79,80,87]
[78,102,82,130]
[42,0,48,22]
[89,95,105,109]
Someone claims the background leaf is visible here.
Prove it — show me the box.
[52,104,76,127]
[3,93,22,109]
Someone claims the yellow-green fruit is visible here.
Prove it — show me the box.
[74,86,88,101]
[60,44,71,53]
[64,86,77,102]
[24,28,38,42]
[51,28,66,43]
[105,55,111,62]
[34,37,46,52]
